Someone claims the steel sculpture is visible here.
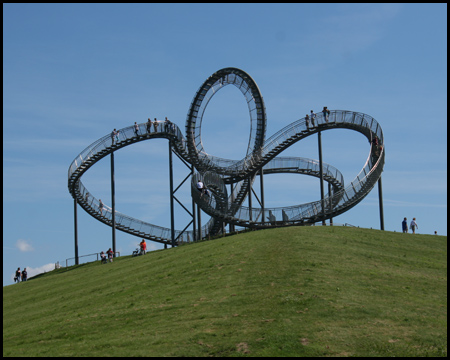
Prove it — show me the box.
[68,67,385,251]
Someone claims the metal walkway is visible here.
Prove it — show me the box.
[68,68,384,245]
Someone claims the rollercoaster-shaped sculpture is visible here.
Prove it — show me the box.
[68,67,385,246]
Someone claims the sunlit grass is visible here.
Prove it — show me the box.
[3,226,447,357]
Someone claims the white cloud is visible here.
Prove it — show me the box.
[26,263,56,279]
[147,242,161,252]
[15,239,34,252]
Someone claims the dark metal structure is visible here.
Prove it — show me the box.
[68,67,385,254]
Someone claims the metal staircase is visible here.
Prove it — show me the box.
[68,109,384,245]
[68,68,384,246]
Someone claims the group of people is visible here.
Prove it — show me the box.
[112,117,176,145]
[402,217,419,234]
[14,267,27,283]
[196,180,211,197]
[146,117,174,134]
[305,107,331,129]
[100,248,114,264]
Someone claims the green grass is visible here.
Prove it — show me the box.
[3,226,447,357]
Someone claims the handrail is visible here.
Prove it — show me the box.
[68,110,384,244]
[61,251,121,268]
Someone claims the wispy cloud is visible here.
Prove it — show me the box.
[3,138,97,153]
[303,4,402,59]
[382,170,447,194]
[360,198,447,209]
[27,263,56,279]
[15,239,34,252]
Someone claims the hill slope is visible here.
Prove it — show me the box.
[3,226,447,357]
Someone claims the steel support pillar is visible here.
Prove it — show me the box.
[197,203,202,240]
[168,140,175,246]
[229,183,235,233]
[74,198,79,265]
[378,176,385,230]
[328,182,333,226]
[192,166,197,241]
[248,177,252,222]
[318,131,326,225]
[260,168,265,225]
[171,144,196,244]
[111,152,116,256]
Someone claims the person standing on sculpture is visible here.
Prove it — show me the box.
[322,106,330,123]
[99,199,103,215]
[153,118,159,132]
[310,110,316,127]
[196,180,204,197]
[164,117,171,133]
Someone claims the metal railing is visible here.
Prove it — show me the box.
[68,110,384,244]
[58,251,121,268]
[188,110,384,228]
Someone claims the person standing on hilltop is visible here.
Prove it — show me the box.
[107,248,114,262]
[402,217,408,233]
[21,268,27,282]
[14,267,21,283]
[140,239,147,255]
[410,218,418,234]
[100,251,107,264]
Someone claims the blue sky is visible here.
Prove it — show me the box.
[3,3,447,286]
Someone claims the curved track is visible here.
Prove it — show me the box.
[68,68,385,245]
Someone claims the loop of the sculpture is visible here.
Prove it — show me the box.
[68,67,385,245]
[185,67,267,173]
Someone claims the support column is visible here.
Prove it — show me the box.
[328,182,333,226]
[318,131,326,225]
[74,198,79,265]
[248,177,252,223]
[197,203,202,240]
[168,140,175,246]
[229,182,235,233]
[111,152,116,256]
[192,167,197,241]
[260,168,265,225]
[378,176,385,230]
[172,147,196,243]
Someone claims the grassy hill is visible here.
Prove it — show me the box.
[3,226,447,357]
